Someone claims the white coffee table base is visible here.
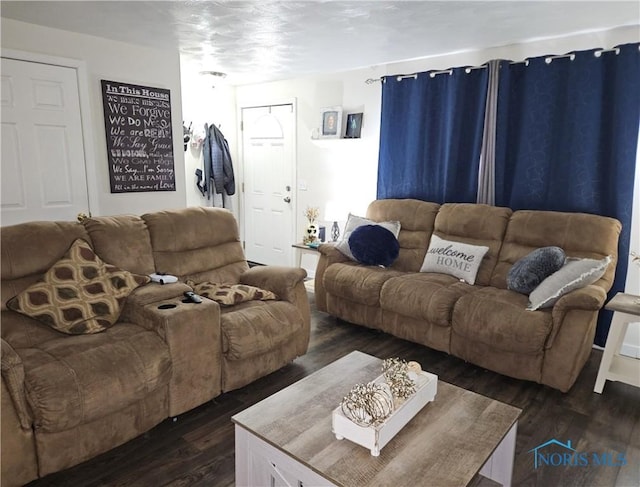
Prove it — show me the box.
[235,422,517,487]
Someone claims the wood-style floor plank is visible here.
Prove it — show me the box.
[26,294,640,486]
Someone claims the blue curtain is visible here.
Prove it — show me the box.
[495,43,640,346]
[377,67,489,203]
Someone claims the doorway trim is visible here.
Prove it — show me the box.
[237,98,298,265]
[1,48,99,216]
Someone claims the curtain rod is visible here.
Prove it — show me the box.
[365,64,487,84]
[366,44,637,82]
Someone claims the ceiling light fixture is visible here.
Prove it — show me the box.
[199,70,227,78]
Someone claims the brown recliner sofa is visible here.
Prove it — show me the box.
[1,207,310,486]
[315,199,621,392]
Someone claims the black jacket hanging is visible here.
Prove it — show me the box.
[202,123,235,198]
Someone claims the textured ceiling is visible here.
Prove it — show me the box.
[2,1,638,84]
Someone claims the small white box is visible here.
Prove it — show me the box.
[331,370,438,456]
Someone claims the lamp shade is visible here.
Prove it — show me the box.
[324,201,343,222]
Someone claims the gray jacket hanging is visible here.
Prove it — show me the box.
[203,123,235,197]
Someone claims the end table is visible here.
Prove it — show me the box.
[594,293,640,393]
[291,243,321,268]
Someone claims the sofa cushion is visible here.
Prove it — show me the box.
[220,301,303,361]
[2,220,90,310]
[349,225,400,267]
[528,256,612,310]
[142,207,249,284]
[490,210,621,290]
[323,263,403,307]
[82,214,156,276]
[380,273,474,326]
[433,203,512,286]
[507,246,566,295]
[188,280,277,306]
[336,214,401,262]
[420,235,489,285]
[366,199,441,272]
[7,239,150,335]
[452,287,553,354]
[18,323,171,433]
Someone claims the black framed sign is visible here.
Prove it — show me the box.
[101,80,176,193]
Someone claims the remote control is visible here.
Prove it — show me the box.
[183,291,202,304]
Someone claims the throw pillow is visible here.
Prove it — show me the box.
[348,224,400,267]
[507,246,566,295]
[527,255,612,310]
[420,235,489,285]
[7,239,150,334]
[336,213,401,261]
[187,281,277,307]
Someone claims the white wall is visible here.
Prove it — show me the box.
[1,18,186,216]
[235,67,385,243]
[180,63,239,216]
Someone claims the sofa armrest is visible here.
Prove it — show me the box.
[240,266,311,333]
[546,285,607,350]
[1,339,31,430]
[240,266,307,303]
[314,244,349,312]
[541,285,609,391]
[122,282,192,314]
[121,295,222,417]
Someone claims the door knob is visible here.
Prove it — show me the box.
[283,196,291,203]
[77,212,90,222]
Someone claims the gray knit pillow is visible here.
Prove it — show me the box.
[507,246,566,295]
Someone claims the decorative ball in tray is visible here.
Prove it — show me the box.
[331,358,437,456]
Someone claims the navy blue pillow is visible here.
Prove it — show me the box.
[348,224,400,267]
[507,246,566,295]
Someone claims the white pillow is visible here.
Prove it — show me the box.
[335,213,401,261]
[420,235,489,285]
[527,255,611,310]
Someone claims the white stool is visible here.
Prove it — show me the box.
[594,293,640,393]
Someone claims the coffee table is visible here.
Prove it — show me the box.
[233,351,520,487]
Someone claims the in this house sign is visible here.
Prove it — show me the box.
[101,80,176,193]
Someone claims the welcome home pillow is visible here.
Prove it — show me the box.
[7,239,150,334]
[336,213,401,261]
[420,235,489,285]
[527,255,611,310]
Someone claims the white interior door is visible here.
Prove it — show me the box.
[1,57,89,226]
[242,104,295,266]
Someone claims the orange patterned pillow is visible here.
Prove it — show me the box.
[7,239,150,334]
[187,280,277,307]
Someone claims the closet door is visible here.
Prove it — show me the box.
[1,57,90,226]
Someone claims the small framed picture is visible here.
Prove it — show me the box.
[320,106,342,138]
[345,113,363,138]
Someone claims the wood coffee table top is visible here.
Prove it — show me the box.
[232,351,521,487]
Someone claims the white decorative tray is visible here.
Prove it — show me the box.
[331,370,438,456]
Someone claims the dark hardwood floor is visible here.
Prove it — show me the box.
[28,293,640,487]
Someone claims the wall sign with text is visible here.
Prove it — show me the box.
[101,80,176,193]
